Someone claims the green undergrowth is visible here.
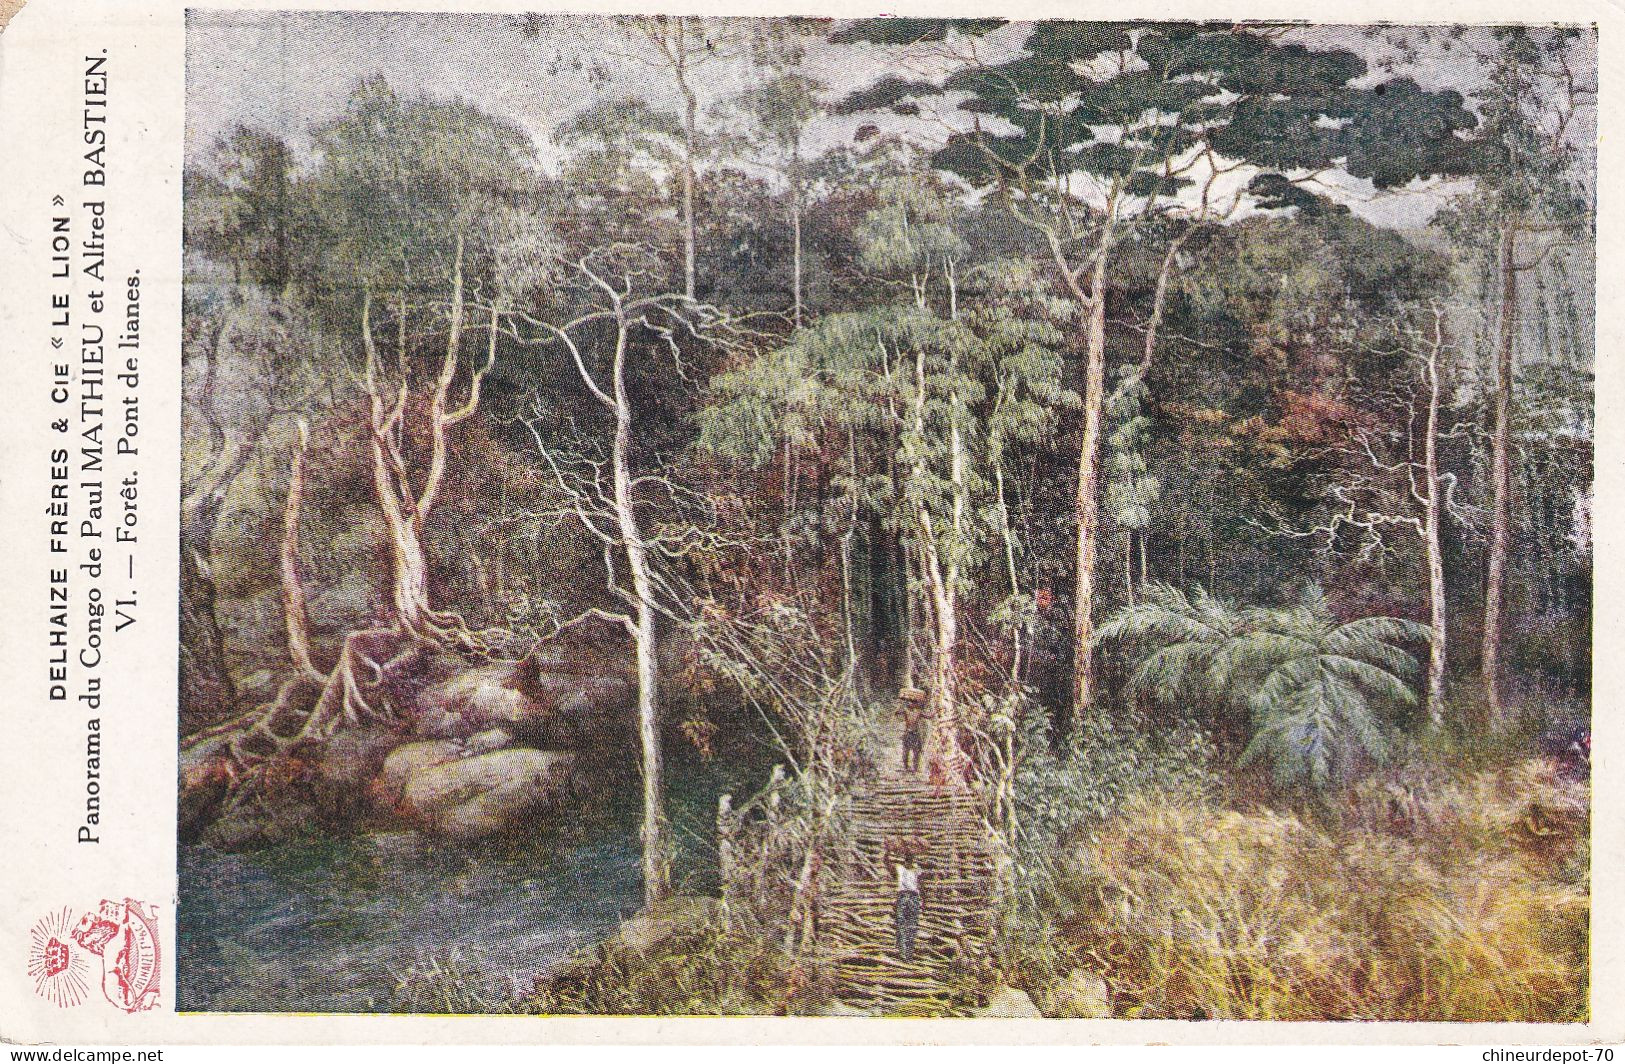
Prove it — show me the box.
[1051,755,1588,1021]
[521,924,834,1016]
[484,743,1588,1021]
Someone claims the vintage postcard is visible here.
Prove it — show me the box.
[0,0,1618,1045]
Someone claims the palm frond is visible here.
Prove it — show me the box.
[1329,635,1422,682]
[1321,653,1418,705]
[1327,615,1432,648]
[1207,630,1315,696]
[1129,641,1221,703]
[1103,584,1425,792]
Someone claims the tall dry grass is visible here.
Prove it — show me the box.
[1063,758,1588,1021]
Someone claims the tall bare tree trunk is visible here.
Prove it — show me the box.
[1482,225,1517,725]
[839,429,861,682]
[918,511,961,779]
[357,239,490,644]
[899,522,917,690]
[993,461,1023,687]
[791,169,804,329]
[1127,228,1190,604]
[911,322,969,780]
[362,289,436,637]
[913,452,962,779]
[417,234,467,528]
[609,312,671,907]
[281,419,322,681]
[180,325,257,734]
[1142,228,1189,374]
[677,56,699,302]
[1422,310,1449,729]
[1123,529,1135,608]
[1070,244,1112,725]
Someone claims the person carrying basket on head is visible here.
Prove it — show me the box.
[898,686,927,775]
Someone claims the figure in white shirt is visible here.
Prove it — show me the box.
[895,859,921,961]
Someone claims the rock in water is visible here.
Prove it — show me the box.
[318,727,402,789]
[412,657,633,749]
[379,739,465,803]
[401,748,579,840]
[973,987,1042,1018]
[415,662,542,736]
[1043,969,1111,1018]
[463,727,514,754]
[200,795,315,851]
[614,895,721,954]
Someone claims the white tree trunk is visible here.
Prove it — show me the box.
[791,189,803,329]
[1422,312,1449,729]
[678,70,699,302]
[281,418,322,680]
[609,314,671,906]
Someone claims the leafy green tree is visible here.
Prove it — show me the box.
[711,72,825,325]
[700,173,1067,775]
[599,17,823,300]
[304,77,536,643]
[702,304,982,775]
[185,125,305,291]
[835,19,1476,726]
[552,95,685,251]
[1435,27,1593,724]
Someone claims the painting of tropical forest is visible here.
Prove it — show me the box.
[177,13,1594,1020]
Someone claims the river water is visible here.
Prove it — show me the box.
[176,756,748,1013]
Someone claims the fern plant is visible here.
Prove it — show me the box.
[1097,584,1429,790]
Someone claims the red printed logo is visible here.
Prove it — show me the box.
[28,899,160,1013]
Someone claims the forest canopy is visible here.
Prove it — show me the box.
[178,17,1594,1020]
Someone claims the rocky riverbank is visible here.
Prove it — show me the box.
[181,645,634,851]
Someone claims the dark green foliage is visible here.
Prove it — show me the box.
[830,76,940,116]
[185,126,303,289]
[829,18,1006,45]
[1336,79,1478,188]
[1246,173,1348,218]
[304,76,540,311]
[1003,689,1217,912]
[1097,585,1430,790]
[840,22,1479,209]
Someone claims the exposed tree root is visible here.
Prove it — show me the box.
[181,627,438,810]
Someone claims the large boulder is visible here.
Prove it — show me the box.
[412,656,633,749]
[318,727,403,790]
[1042,969,1111,1018]
[401,748,579,840]
[379,739,464,803]
[614,895,721,954]
[414,662,545,737]
[462,727,514,755]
